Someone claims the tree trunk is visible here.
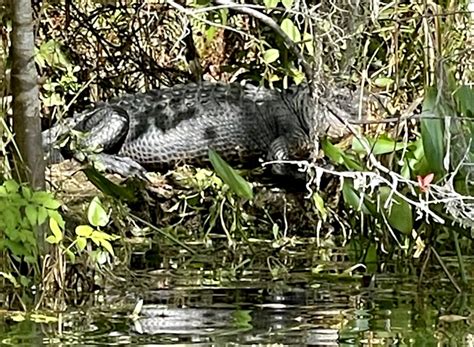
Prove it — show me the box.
[10,0,47,259]
[10,0,45,190]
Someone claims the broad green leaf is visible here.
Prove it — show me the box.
[352,136,407,155]
[76,225,94,237]
[421,87,445,175]
[208,149,253,199]
[46,235,59,244]
[76,236,87,252]
[454,85,474,117]
[49,218,63,242]
[4,180,19,193]
[374,77,394,88]
[21,186,32,200]
[87,197,109,227]
[280,18,301,43]
[32,191,60,209]
[99,239,114,256]
[264,0,279,8]
[25,205,38,226]
[262,49,280,64]
[42,197,61,210]
[37,206,48,225]
[91,230,118,241]
[322,138,344,163]
[282,0,293,9]
[379,187,413,234]
[364,244,377,273]
[342,181,370,214]
[83,167,136,201]
[290,68,305,85]
[5,240,28,256]
[47,210,65,228]
[65,248,76,263]
[401,158,411,179]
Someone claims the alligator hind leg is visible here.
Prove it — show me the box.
[267,136,304,179]
[44,105,148,179]
[74,105,148,179]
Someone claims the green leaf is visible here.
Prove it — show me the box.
[312,192,327,220]
[379,187,413,234]
[83,166,137,202]
[21,186,32,200]
[352,135,407,155]
[454,85,474,117]
[4,180,19,193]
[364,244,377,273]
[290,68,305,85]
[32,191,61,209]
[99,239,114,256]
[75,225,94,237]
[76,236,87,252]
[374,77,394,88]
[49,218,63,243]
[65,248,76,263]
[91,230,119,241]
[232,310,252,329]
[46,235,59,244]
[208,149,253,199]
[322,138,363,170]
[282,0,293,9]
[264,0,279,8]
[25,205,38,226]
[87,197,109,227]
[37,206,48,225]
[322,138,344,163]
[280,18,301,43]
[262,49,280,64]
[303,32,315,56]
[421,87,445,175]
[47,210,65,228]
[342,181,370,214]
[5,240,28,256]
[0,272,20,288]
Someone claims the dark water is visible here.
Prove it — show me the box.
[1,249,473,345]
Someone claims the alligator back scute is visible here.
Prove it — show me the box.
[116,83,287,166]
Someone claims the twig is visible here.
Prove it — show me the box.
[431,246,462,293]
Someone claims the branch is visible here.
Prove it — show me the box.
[213,0,315,84]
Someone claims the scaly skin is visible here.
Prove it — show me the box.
[42,82,355,178]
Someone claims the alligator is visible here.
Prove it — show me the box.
[42,82,361,179]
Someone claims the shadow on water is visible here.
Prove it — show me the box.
[1,246,474,346]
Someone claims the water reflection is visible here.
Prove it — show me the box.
[2,272,474,345]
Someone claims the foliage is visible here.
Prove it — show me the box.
[36,39,81,108]
[208,149,253,200]
[46,196,119,266]
[0,179,63,284]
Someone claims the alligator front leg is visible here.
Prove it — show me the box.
[91,153,149,180]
